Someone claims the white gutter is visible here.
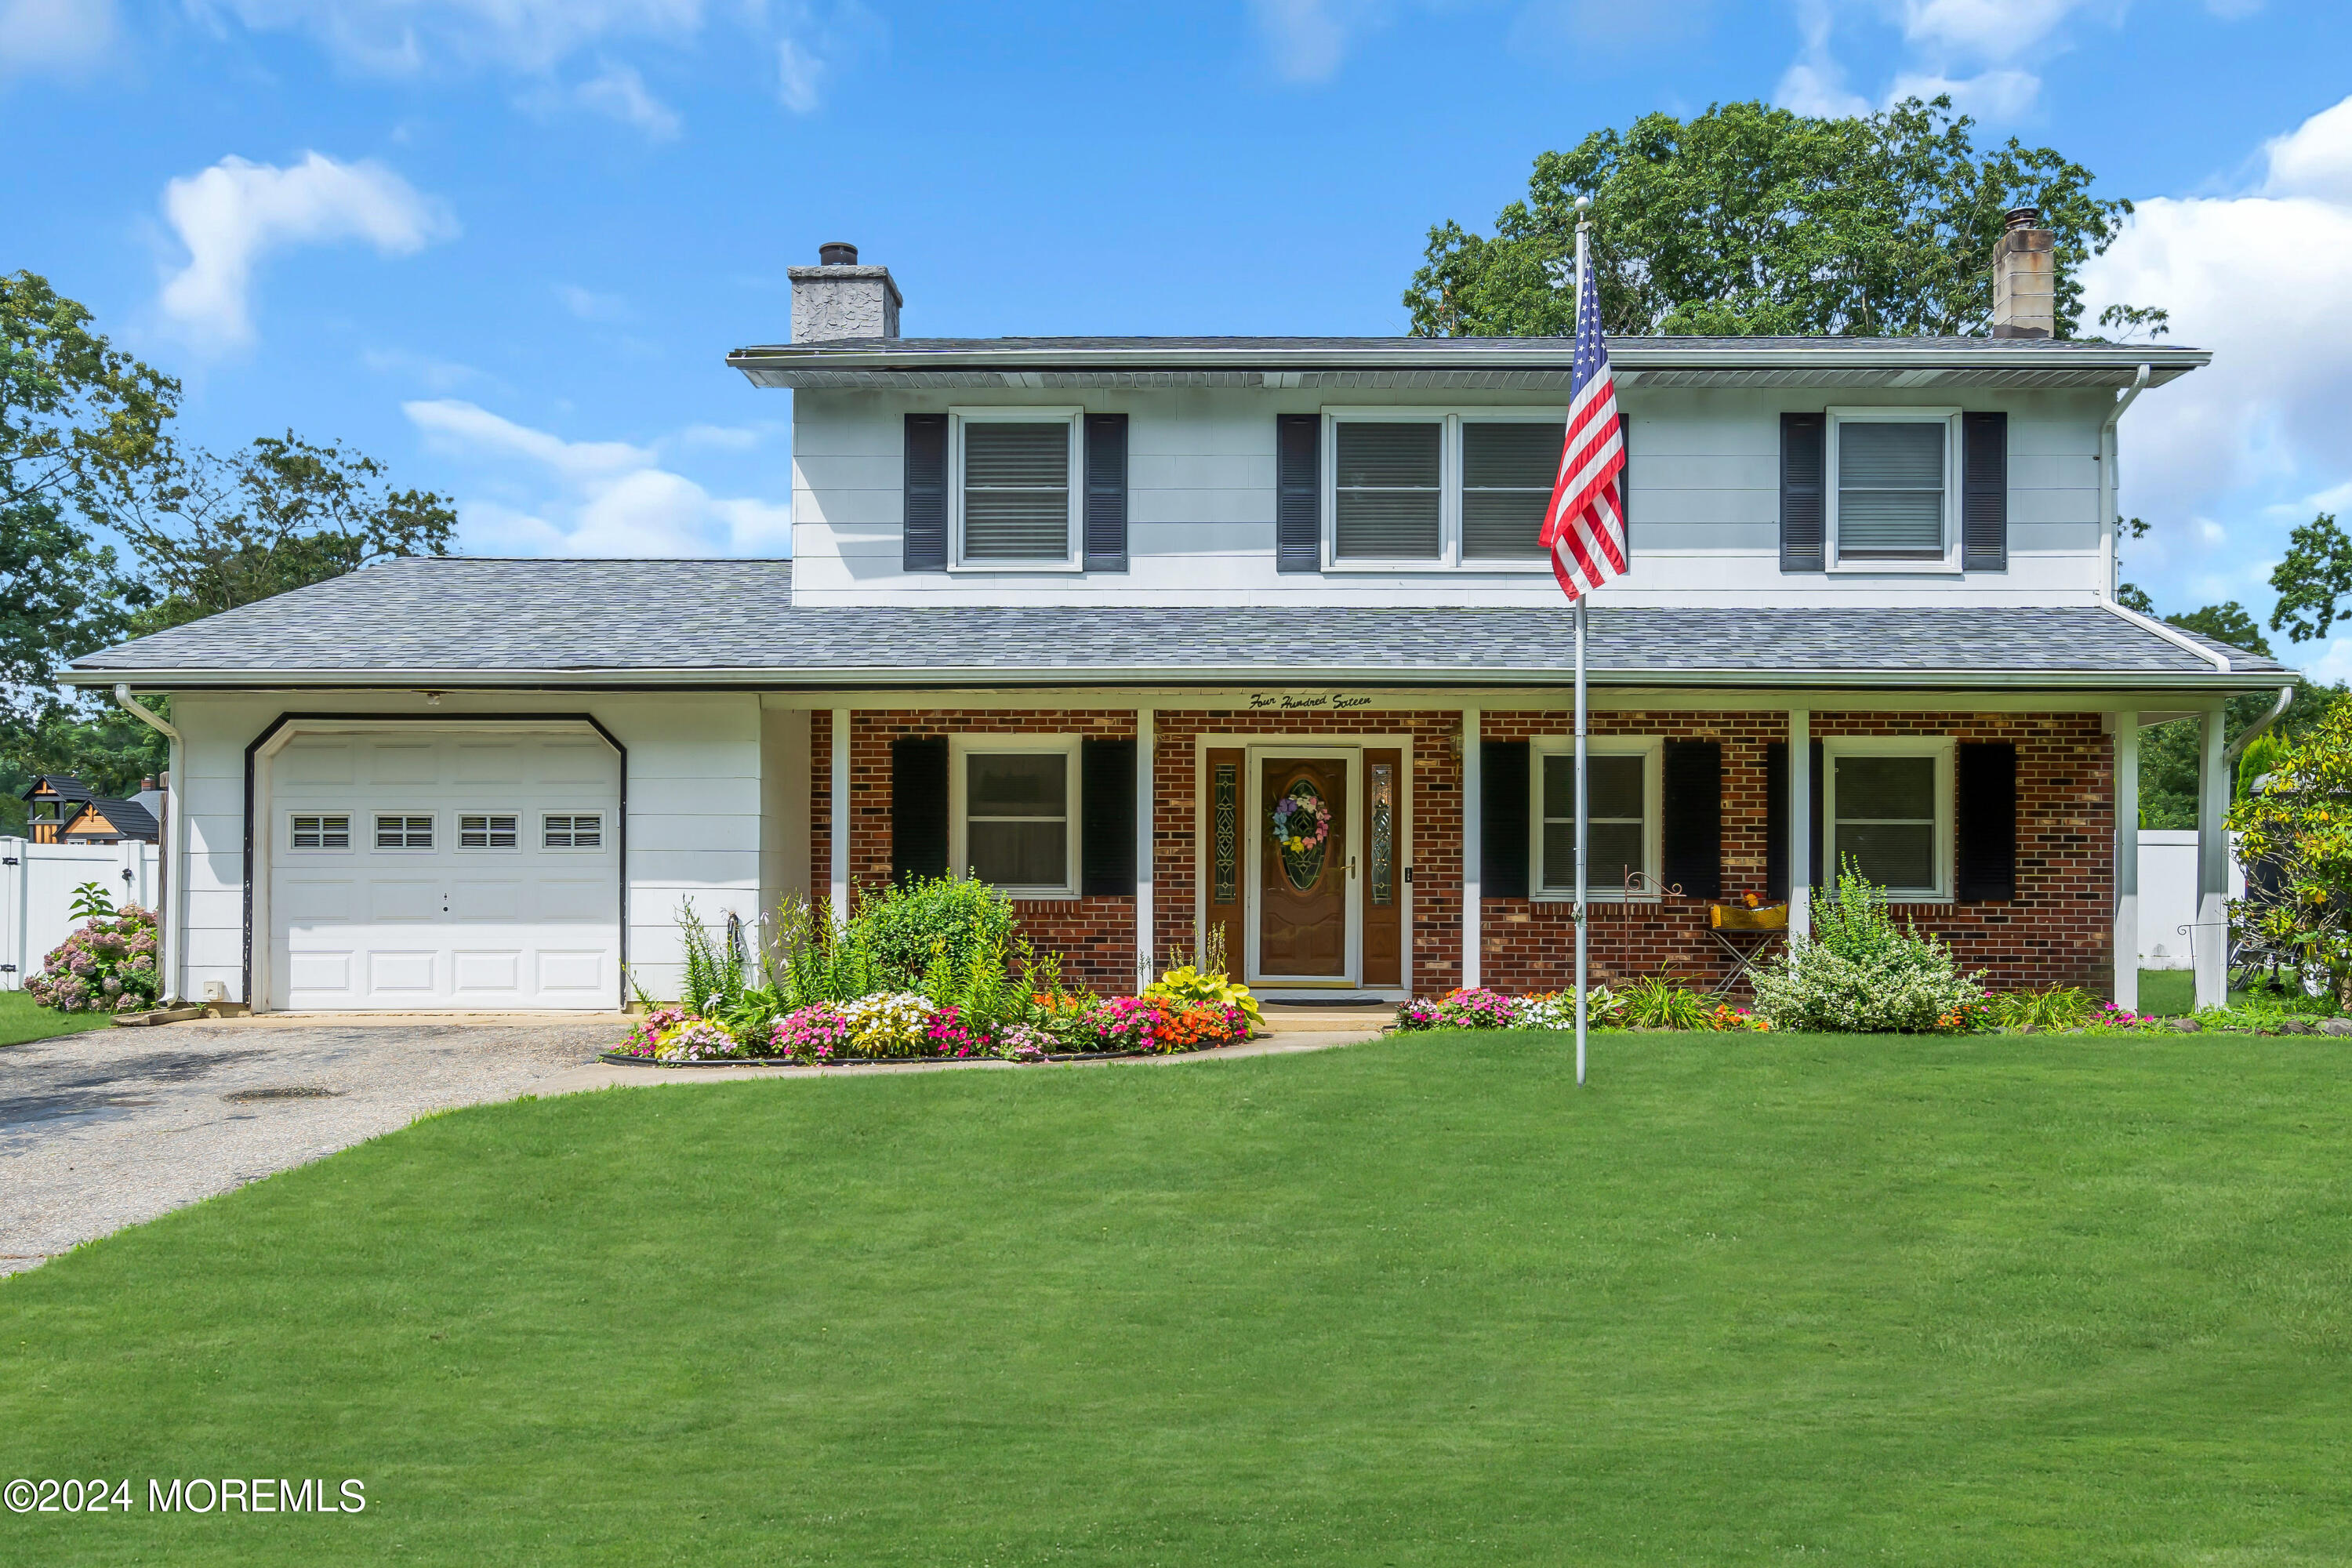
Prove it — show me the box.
[2099,362,2151,601]
[112,684,185,1007]
[2223,684,2297,767]
[63,661,2277,691]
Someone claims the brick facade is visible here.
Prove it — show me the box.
[810,702,2115,999]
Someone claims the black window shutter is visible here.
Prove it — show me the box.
[1764,739,1826,900]
[891,737,949,882]
[903,413,948,572]
[1480,739,1530,900]
[1661,739,1721,901]
[1080,738,1136,897]
[1956,742,2017,902]
[1780,412,1825,572]
[1961,412,2008,572]
[1276,413,1320,573]
[1083,413,1129,573]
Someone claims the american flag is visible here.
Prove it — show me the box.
[1541,255,1628,601]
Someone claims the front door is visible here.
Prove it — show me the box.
[1258,756,1348,979]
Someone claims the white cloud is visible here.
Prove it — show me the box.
[2082,94,2352,648]
[1885,66,2040,119]
[0,0,114,76]
[775,35,822,113]
[556,283,628,321]
[210,0,703,75]
[1773,0,2113,122]
[157,152,454,352]
[403,398,789,557]
[1775,0,1868,116]
[575,61,680,138]
[1249,0,1374,83]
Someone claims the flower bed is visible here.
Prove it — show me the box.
[1393,986,1768,1035]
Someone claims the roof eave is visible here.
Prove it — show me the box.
[725,342,2212,376]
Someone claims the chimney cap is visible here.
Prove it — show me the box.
[2003,206,2042,230]
[817,241,859,266]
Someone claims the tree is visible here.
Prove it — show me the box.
[114,433,456,634]
[2230,700,2352,1006]
[1405,97,2146,340]
[2267,513,2352,646]
[1,272,175,742]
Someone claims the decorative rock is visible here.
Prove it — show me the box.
[2321,1018,2352,1038]
[2166,1017,2202,1033]
[2277,1018,2318,1036]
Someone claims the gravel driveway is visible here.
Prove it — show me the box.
[0,1021,614,1277]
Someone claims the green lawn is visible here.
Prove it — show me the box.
[6,1033,2352,1565]
[0,989,115,1047]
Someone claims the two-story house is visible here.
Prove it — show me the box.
[65,227,2289,1018]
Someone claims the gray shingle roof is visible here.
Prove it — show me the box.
[66,556,2289,691]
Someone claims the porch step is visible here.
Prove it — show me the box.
[1257,1003,1396,1033]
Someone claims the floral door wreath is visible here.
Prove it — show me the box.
[1269,779,1333,891]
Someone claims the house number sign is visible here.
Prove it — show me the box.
[1245,691,1373,712]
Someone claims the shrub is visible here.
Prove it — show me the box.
[841,991,938,1058]
[1144,964,1262,1029]
[851,876,1017,993]
[1749,862,1987,1033]
[27,898,162,1015]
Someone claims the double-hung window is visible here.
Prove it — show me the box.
[951,408,1082,569]
[950,737,1080,897]
[1822,739,1953,900]
[1534,739,1661,900]
[1829,409,1958,566]
[1326,410,1565,567]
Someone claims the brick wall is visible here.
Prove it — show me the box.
[809,703,2114,1000]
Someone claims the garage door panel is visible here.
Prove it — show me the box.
[271,729,620,1011]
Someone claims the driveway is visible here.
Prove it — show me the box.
[0,1019,615,1277]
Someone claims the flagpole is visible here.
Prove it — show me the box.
[1573,201,1591,1090]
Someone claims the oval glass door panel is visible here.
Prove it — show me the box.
[1272,778,1330,890]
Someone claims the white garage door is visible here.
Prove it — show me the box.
[267,730,622,1011]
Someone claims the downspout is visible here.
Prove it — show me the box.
[2223,684,2296,771]
[2098,363,2151,601]
[114,685,184,1006]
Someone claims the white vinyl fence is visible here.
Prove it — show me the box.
[0,837,161,992]
[2137,830,2245,971]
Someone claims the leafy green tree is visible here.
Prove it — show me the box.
[2267,512,2352,646]
[1,272,175,742]
[2230,700,2352,1005]
[1405,97,2147,340]
[115,433,456,634]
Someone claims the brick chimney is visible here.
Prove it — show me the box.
[1991,207,2055,339]
[788,241,902,343]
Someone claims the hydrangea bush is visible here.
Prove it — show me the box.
[27,902,162,1015]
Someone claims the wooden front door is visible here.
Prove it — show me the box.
[1258,757,1348,978]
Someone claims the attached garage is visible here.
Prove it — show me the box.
[261,724,622,1011]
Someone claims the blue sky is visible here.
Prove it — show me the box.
[5,2,2350,666]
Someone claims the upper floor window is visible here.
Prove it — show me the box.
[1325,410,1563,569]
[1829,409,1958,568]
[951,408,1081,570]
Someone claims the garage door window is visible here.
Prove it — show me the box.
[459,813,518,850]
[376,814,434,851]
[543,813,603,850]
[290,814,350,851]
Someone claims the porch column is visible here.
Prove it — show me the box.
[1788,707,1811,940]
[2194,706,2227,1011]
[829,708,851,929]
[2113,713,2139,1009]
[1135,706,1155,991]
[1461,707,1482,990]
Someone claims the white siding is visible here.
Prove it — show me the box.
[789,384,2114,608]
[166,691,764,1008]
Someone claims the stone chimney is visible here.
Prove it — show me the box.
[1991,207,2055,339]
[788,241,902,343]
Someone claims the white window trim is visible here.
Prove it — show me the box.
[1820,736,1955,902]
[540,812,608,852]
[1321,406,1566,573]
[286,811,353,855]
[1825,406,1962,575]
[455,809,521,853]
[372,812,437,854]
[1530,736,1664,902]
[947,406,1084,573]
[948,734,1083,900]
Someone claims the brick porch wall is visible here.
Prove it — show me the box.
[808,703,2114,1000]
